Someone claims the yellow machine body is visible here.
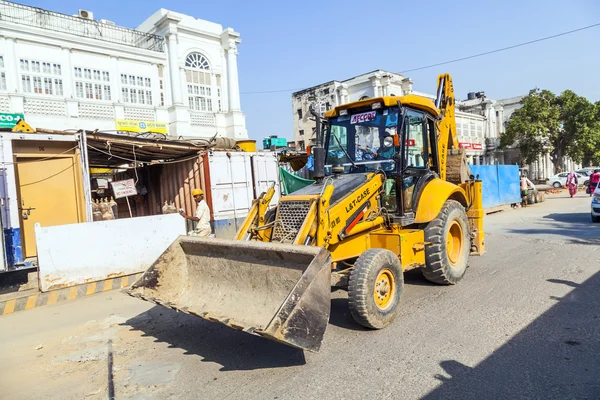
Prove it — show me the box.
[127,73,485,352]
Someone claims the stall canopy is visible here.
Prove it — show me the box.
[85,131,207,167]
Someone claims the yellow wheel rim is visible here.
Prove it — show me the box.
[374,268,395,310]
[446,220,463,265]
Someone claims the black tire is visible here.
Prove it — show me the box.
[422,200,470,285]
[592,214,600,223]
[348,249,403,329]
[552,182,561,188]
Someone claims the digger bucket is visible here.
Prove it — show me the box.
[125,236,332,352]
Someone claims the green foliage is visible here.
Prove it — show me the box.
[500,88,600,171]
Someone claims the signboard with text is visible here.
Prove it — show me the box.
[111,179,137,199]
[115,119,167,134]
[0,113,25,129]
[350,111,377,124]
[459,142,483,151]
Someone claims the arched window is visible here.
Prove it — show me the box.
[185,53,210,70]
[185,52,214,112]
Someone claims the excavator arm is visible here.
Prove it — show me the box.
[435,73,471,184]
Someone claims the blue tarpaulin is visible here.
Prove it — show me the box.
[470,164,521,209]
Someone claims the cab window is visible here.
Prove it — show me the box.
[404,110,427,169]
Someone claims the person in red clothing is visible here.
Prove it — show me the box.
[588,169,600,196]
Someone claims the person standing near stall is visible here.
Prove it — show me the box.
[179,189,212,237]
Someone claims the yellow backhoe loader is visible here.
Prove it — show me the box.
[126,73,485,352]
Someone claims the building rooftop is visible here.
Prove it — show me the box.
[0,0,165,52]
[292,69,405,96]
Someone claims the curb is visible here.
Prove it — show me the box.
[0,272,142,316]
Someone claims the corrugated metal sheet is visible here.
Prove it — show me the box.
[252,152,281,206]
[111,151,282,236]
[114,155,206,223]
[470,164,521,208]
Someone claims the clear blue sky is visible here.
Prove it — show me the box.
[27,0,600,141]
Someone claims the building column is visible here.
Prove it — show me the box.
[381,76,392,97]
[166,32,183,106]
[61,47,73,98]
[369,76,381,97]
[226,39,241,111]
[338,85,348,104]
[4,38,19,93]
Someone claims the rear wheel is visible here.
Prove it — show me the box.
[537,192,545,203]
[422,200,470,285]
[348,249,403,329]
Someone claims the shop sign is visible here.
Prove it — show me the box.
[111,179,137,199]
[459,142,483,151]
[0,113,25,129]
[116,119,167,134]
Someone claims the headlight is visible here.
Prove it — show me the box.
[383,136,394,148]
[592,196,600,204]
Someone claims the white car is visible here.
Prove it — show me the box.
[592,185,600,222]
[547,172,587,188]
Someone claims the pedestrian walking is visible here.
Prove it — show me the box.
[588,169,600,196]
[180,188,212,237]
[566,171,578,198]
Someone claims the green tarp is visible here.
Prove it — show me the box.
[280,167,314,195]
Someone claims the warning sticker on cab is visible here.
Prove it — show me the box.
[350,111,377,124]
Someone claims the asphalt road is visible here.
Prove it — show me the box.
[1,191,599,400]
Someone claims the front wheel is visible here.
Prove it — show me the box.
[553,182,562,188]
[348,249,403,329]
[422,200,470,285]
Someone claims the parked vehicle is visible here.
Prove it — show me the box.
[591,185,600,222]
[547,172,587,188]
[576,169,592,177]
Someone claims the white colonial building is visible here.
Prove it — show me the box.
[292,70,417,151]
[291,70,491,164]
[0,0,246,139]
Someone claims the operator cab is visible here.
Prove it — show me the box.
[323,96,440,224]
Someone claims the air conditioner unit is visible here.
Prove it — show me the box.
[78,9,94,20]
[100,19,115,25]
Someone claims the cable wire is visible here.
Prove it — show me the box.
[86,144,202,165]
[240,22,600,95]
[0,145,79,166]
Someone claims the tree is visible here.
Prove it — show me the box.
[557,90,599,167]
[500,89,560,169]
[500,88,600,173]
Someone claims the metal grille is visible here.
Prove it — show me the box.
[272,200,311,243]
[190,111,216,127]
[124,107,156,121]
[23,98,66,116]
[79,103,114,120]
[0,96,9,112]
[0,1,165,52]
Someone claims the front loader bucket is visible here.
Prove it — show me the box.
[125,236,332,352]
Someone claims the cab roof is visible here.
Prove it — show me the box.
[324,95,439,118]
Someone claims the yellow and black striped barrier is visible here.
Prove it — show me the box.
[0,273,143,316]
